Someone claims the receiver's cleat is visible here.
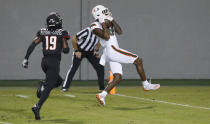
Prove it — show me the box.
[143,83,160,91]
[96,93,105,106]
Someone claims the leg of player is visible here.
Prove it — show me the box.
[36,76,62,99]
[32,58,60,120]
[61,55,83,91]
[110,46,160,91]
[133,57,160,91]
[96,73,122,106]
[54,75,63,88]
[36,80,46,99]
[87,53,105,91]
[133,58,146,81]
[105,73,122,92]
[95,65,105,91]
[36,60,48,99]
[32,85,53,120]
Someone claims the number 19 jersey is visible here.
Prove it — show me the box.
[36,28,70,60]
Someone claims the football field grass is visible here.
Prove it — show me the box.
[0,80,210,124]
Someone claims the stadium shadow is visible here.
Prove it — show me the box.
[43,119,84,124]
[112,106,153,111]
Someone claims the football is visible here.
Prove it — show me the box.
[105,19,112,28]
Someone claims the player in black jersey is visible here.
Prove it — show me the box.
[22,12,70,120]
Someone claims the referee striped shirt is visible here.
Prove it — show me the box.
[76,27,99,51]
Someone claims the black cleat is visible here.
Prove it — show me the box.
[32,104,41,120]
[36,80,46,98]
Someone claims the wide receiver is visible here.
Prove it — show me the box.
[90,5,160,106]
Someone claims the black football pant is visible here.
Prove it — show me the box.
[37,57,61,108]
[62,51,105,90]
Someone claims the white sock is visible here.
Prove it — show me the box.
[100,90,108,97]
[142,80,149,85]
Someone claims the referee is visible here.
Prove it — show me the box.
[61,27,105,91]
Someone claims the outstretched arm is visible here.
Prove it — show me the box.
[22,36,41,68]
[24,37,41,60]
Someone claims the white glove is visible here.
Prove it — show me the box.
[22,59,29,68]
[106,15,114,21]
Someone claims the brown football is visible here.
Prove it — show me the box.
[105,19,112,28]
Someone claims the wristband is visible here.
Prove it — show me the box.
[75,50,79,52]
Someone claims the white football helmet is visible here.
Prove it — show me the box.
[92,5,112,20]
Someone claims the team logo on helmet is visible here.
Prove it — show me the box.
[46,12,62,30]
[92,5,112,20]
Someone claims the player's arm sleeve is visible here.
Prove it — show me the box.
[24,36,41,60]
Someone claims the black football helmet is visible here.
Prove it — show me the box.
[46,12,62,30]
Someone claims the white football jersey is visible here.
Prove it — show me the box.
[91,21,138,75]
[90,21,119,48]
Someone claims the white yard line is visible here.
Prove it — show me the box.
[0,95,33,97]
[0,95,13,96]
[64,94,76,98]
[115,94,210,111]
[0,122,13,124]
[15,94,29,99]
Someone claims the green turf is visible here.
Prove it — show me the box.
[0,79,210,87]
[0,80,210,124]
